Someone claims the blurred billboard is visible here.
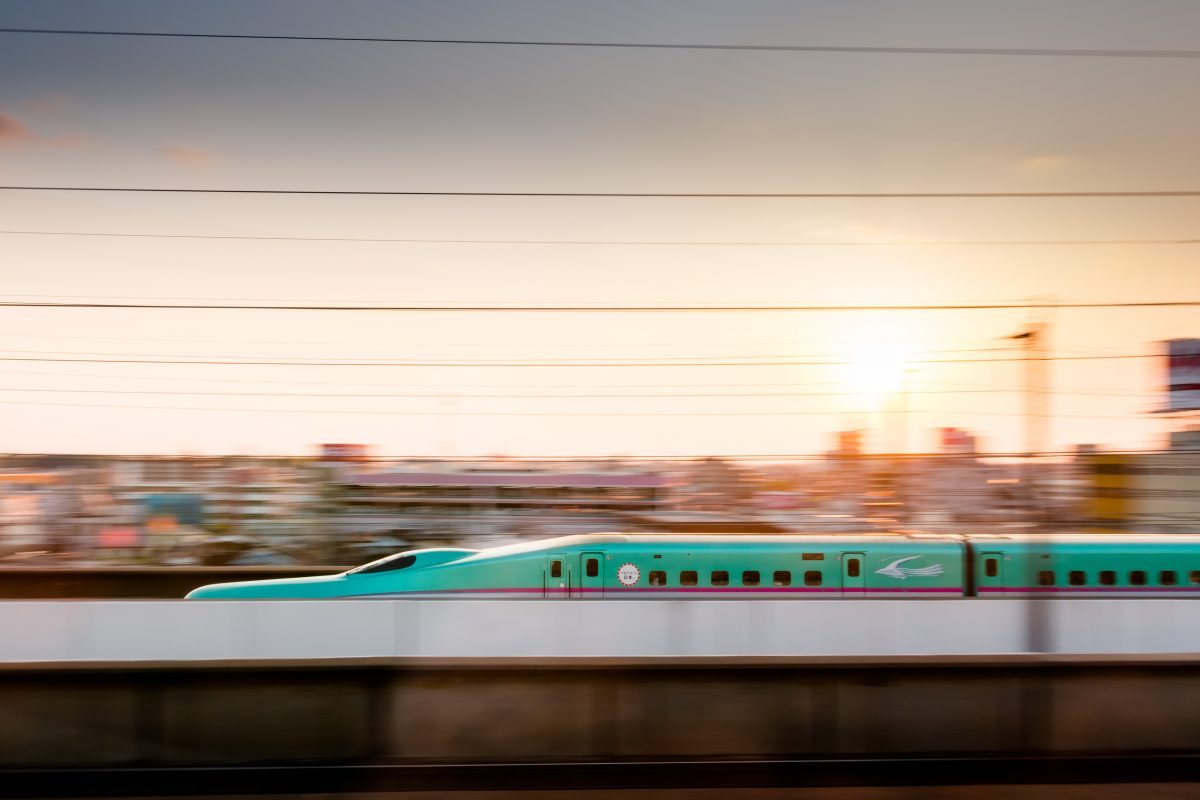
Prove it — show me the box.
[1166,339,1200,412]
[320,443,370,461]
[143,493,205,527]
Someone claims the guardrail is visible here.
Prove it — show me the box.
[2,599,1199,662]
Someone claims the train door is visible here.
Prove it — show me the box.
[978,551,1004,596]
[842,552,866,596]
[545,554,569,598]
[577,551,604,599]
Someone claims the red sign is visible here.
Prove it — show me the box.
[1167,339,1200,412]
[320,443,369,461]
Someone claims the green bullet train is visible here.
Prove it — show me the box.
[185,532,1200,599]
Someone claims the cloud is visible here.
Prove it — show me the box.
[160,146,214,166]
[0,110,38,147]
[0,106,86,148]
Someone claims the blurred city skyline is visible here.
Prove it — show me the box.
[1,1,1199,456]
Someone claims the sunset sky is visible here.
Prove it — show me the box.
[1,0,1198,457]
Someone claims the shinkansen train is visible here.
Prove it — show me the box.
[184,532,1200,599]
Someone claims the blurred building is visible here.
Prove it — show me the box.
[1084,341,1200,531]
[108,457,317,530]
[675,457,755,511]
[329,463,671,544]
[1088,434,1200,531]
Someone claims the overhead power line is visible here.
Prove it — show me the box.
[0,398,1147,420]
[3,27,1200,59]
[0,346,1016,362]
[5,185,1200,198]
[0,300,1195,313]
[4,229,1198,246]
[0,385,1147,399]
[4,449,1182,462]
[0,353,1161,367]
[0,367,1141,394]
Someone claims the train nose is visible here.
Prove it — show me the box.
[185,574,346,599]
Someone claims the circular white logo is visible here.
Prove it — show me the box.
[617,563,640,586]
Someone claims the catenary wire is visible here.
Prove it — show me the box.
[0,346,1018,362]
[0,367,1146,394]
[0,397,1152,420]
[6,186,1200,198]
[0,386,1150,399]
[0,353,1164,367]
[3,450,1181,462]
[3,230,1199,246]
[4,28,1200,59]
[0,300,1196,312]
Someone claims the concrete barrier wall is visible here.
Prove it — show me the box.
[3,661,1200,767]
[2,599,1199,662]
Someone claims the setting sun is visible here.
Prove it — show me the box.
[843,341,911,405]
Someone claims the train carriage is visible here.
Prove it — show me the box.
[186,532,1200,601]
[186,533,967,599]
[971,534,1200,598]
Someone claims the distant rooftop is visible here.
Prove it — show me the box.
[347,471,667,489]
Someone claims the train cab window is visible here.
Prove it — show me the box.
[711,570,729,586]
[649,570,667,586]
[742,570,760,586]
[1100,570,1116,586]
[1160,570,1178,586]
[773,570,792,586]
[352,553,417,574]
[804,570,822,586]
[680,570,698,586]
[585,558,599,578]
[1069,571,1086,586]
[550,561,562,579]
[1037,570,1055,586]
[985,558,998,578]
[803,553,824,561]
[1130,570,1147,586]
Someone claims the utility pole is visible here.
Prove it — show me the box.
[1009,322,1049,518]
[1010,321,1052,654]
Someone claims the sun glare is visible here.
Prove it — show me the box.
[843,342,911,404]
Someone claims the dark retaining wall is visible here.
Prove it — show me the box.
[1,660,1199,767]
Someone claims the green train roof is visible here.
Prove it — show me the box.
[447,531,1200,563]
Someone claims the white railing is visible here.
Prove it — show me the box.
[1,599,1198,663]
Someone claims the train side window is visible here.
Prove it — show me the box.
[1191,570,1200,585]
[1100,570,1116,586]
[804,570,822,586]
[1069,571,1086,586]
[1037,570,1055,586]
[773,570,791,586]
[985,559,998,578]
[711,570,729,586]
[550,561,562,579]
[803,553,824,561]
[1160,570,1178,586]
[1130,570,1147,586]
[649,570,667,586]
[585,558,598,578]
[680,570,698,587]
[847,558,861,578]
[742,570,760,586]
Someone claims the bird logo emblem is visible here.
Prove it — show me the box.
[875,556,945,580]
